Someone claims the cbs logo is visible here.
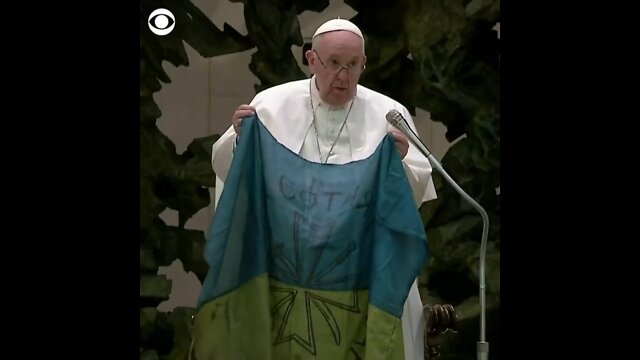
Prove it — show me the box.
[148,8,175,36]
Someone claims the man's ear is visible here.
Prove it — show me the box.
[305,50,315,67]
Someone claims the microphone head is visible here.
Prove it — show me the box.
[385,109,403,128]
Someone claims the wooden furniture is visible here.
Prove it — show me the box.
[424,304,459,359]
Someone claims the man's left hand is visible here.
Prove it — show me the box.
[388,130,409,159]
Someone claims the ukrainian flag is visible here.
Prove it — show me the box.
[193,116,428,359]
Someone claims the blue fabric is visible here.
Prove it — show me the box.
[197,116,428,318]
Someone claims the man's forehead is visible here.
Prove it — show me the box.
[315,31,365,56]
[323,49,364,60]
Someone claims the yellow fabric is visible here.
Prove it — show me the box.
[193,274,406,360]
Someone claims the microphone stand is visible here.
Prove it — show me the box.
[389,113,490,360]
[426,147,489,360]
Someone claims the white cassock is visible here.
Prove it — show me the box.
[211,75,437,360]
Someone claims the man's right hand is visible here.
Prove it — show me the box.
[232,105,256,137]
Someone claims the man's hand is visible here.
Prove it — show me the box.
[232,105,256,136]
[388,130,409,159]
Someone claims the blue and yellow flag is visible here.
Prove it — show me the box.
[193,116,428,359]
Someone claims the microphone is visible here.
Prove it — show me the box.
[386,109,490,360]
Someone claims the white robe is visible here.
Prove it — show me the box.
[211,75,437,360]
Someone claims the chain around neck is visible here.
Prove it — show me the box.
[309,80,355,164]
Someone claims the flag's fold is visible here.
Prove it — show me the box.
[193,116,428,359]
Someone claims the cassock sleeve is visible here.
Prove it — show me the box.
[392,107,438,208]
[212,93,263,183]
[211,125,237,183]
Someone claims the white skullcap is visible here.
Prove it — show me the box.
[312,18,363,40]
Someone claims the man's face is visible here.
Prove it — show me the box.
[305,31,367,107]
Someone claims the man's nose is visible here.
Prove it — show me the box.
[336,67,349,81]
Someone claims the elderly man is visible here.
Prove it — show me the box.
[206,18,436,360]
